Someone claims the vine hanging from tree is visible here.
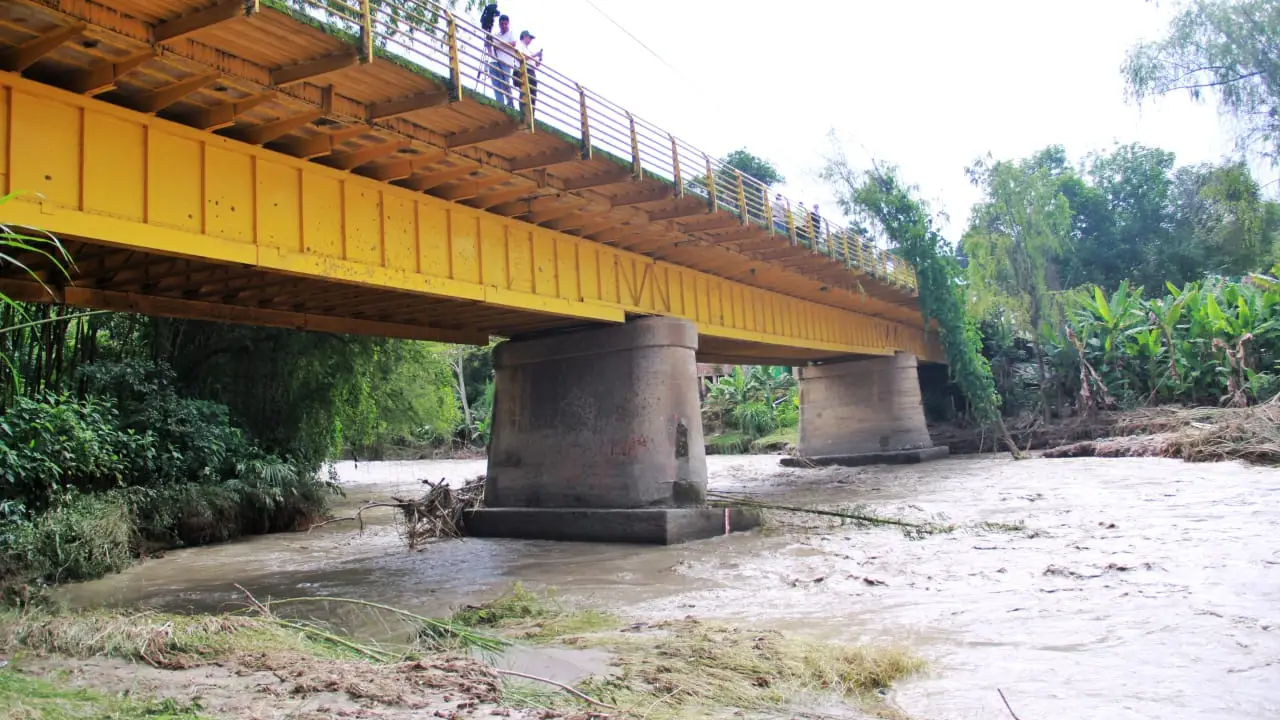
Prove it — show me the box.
[821,148,1022,457]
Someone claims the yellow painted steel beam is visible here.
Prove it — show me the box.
[0,73,941,362]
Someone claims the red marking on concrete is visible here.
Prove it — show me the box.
[609,434,653,457]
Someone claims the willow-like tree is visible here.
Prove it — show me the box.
[1124,0,1280,163]
[963,156,1072,422]
[821,146,1021,456]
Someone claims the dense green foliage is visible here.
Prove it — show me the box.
[1068,277,1278,408]
[950,144,1280,419]
[963,154,1073,419]
[0,196,494,592]
[0,305,498,591]
[821,152,1005,425]
[1020,145,1278,292]
[1125,0,1280,163]
[702,366,798,453]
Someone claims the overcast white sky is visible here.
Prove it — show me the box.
[488,0,1275,238]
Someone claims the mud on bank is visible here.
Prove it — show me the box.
[931,402,1280,464]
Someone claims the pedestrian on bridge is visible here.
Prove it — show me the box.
[513,30,542,109]
[486,14,519,108]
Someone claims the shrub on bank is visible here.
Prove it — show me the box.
[0,392,339,595]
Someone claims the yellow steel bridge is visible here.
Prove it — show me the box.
[0,0,940,364]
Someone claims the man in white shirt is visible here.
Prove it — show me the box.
[513,30,541,108]
[486,14,519,108]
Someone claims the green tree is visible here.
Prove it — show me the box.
[1124,0,1280,163]
[1025,143,1277,293]
[821,148,1019,454]
[1085,143,1177,290]
[963,155,1073,420]
[721,149,785,187]
[1166,161,1280,280]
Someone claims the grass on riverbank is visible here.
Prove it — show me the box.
[449,583,618,642]
[705,427,798,456]
[0,668,206,720]
[3,588,925,720]
[591,619,922,719]
[456,585,924,719]
[0,610,370,667]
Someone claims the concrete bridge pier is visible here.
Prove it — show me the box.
[783,352,949,467]
[466,317,760,544]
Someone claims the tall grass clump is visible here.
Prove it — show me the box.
[581,619,924,718]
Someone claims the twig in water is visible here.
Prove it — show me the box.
[998,688,1023,720]
[234,583,271,617]
[496,668,617,710]
[308,502,410,533]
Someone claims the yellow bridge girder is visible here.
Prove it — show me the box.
[0,73,941,363]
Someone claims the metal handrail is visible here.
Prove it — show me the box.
[272,0,916,291]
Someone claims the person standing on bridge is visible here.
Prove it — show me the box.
[772,193,787,236]
[486,14,519,109]
[513,30,541,109]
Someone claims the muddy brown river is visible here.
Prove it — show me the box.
[59,455,1280,719]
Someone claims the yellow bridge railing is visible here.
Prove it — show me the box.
[271,0,919,292]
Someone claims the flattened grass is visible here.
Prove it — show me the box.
[450,583,618,642]
[0,668,206,719]
[581,619,923,718]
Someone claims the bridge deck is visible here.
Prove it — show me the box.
[0,0,939,364]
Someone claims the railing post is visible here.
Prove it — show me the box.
[576,84,591,160]
[840,230,850,267]
[445,11,461,101]
[670,134,683,198]
[358,0,374,63]
[855,236,865,269]
[703,154,716,213]
[518,55,534,131]
[803,211,815,252]
[626,111,641,180]
[786,198,797,246]
[734,170,748,226]
[762,186,772,235]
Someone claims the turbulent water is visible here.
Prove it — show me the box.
[60,454,1280,719]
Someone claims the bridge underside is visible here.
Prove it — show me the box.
[0,0,944,369]
[1,237,877,365]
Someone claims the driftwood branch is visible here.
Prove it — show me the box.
[308,502,411,533]
[309,477,487,548]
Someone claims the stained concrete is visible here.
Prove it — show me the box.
[465,507,763,545]
[780,446,949,468]
[795,352,944,464]
[480,317,759,543]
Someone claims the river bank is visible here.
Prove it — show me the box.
[7,453,1273,718]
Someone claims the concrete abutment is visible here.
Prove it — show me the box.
[783,352,949,467]
[467,317,760,544]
